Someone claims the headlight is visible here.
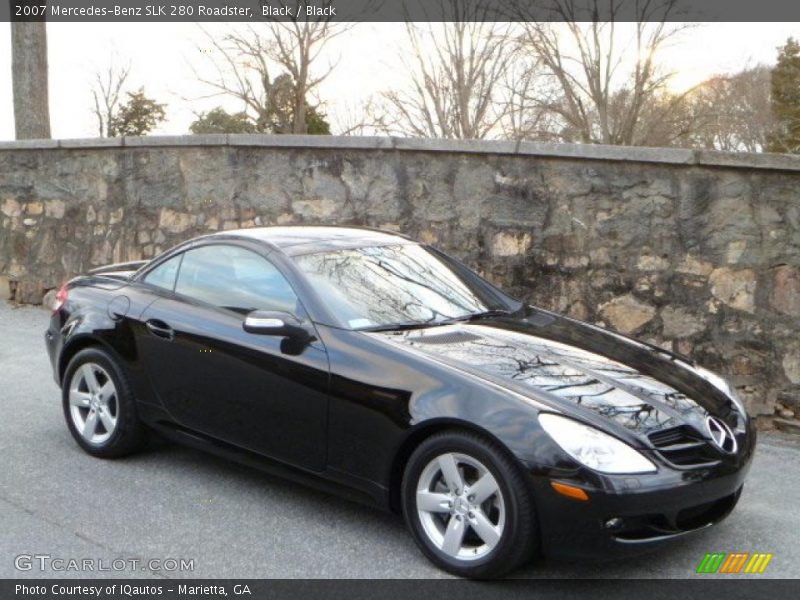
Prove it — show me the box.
[539,414,657,474]
[694,366,748,418]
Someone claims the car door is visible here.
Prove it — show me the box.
[136,243,330,472]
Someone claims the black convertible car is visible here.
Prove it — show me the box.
[45,226,755,578]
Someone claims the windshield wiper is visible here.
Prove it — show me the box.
[360,321,449,333]
[446,309,513,323]
[360,309,513,333]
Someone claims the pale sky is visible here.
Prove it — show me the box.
[0,22,798,141]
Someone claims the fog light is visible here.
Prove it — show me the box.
[604,517,624,531]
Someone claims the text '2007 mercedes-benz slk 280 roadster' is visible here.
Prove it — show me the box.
[45,226,755,578]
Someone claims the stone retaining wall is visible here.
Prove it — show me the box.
[1,135,799,418]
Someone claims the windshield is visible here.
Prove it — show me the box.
[293,244,512,330]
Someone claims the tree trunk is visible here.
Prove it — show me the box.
[11,22,51,139]
[293,69,308,134]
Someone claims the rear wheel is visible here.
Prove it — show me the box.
[62,347,147,458]
[401,430,537,579]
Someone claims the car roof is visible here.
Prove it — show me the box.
[208,225,415,256]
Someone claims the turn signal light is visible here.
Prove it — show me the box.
[550,481,590,501]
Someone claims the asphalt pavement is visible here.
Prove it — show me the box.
[1,302,798,579]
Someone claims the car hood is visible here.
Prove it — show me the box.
[369,308,739,442]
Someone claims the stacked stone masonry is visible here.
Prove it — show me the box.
[1,134,799,418]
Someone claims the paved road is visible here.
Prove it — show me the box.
[1,302,798,579]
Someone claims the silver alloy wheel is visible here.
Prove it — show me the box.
[68,363,118,445]
[416,452,506,561]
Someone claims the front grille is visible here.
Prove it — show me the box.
[675,492,739,530]
[613,488,741,541]
[649,426,692,447]
[648,425,721,468]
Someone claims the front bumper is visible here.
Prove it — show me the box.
[528,421,756,560]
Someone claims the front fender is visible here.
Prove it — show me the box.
[405,370,557,468]
[321,325,569,494]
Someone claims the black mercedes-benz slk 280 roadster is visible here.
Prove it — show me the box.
[45,226,755,578]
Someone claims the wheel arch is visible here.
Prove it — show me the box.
[58,334,120,386]
[387,417,522,514]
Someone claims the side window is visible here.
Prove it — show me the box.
[143,255,182,291]
[175,245,300,315]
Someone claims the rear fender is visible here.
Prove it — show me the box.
[57,304,138,385]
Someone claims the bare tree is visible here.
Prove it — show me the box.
[512,0,689,145]
[91,61,132,137]
[265,1,350,133]
[330,97,382,136]
[195,3,347,134]
[682,66,774,152]
[11,22,51,139]
[194,27,277,131]
[380,0,516,139]
[618,88,703,147]
[502,57,563,141]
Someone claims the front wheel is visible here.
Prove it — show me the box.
[401,430,538,579]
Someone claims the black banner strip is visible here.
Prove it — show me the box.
[4,0,800,23]
[2,579,799,600]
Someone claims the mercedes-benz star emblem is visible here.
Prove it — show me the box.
[705,415,737,454]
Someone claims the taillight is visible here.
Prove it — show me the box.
[53,283,69,313]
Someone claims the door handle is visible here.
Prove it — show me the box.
[145,319,175,341]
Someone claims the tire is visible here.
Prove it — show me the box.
[401,430,538,579]
[62,347,148,458]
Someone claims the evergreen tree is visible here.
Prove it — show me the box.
[190,108,257,134]
[109,89,166,137]
[768,38,800,153]
[263,74,331,135]
[189,75,331,136]
[305,107,331,135]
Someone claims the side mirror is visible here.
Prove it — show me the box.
[243,310,313,342]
